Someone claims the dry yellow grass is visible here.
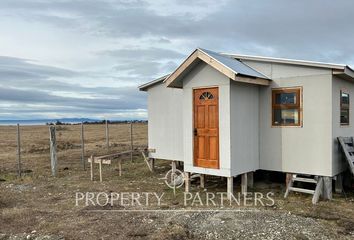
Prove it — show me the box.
[0,123,147,175]
[0,123,353,239]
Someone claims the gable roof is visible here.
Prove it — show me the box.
[139,48,354,91]
[165,48,271,88]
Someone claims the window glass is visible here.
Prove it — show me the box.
[199,92,214,100]
[275,92,297,105]
[273,109,299,125]
[341,109,349,124]
[272,87,301,127]
[340,91,349,125]
[341,92,349,105]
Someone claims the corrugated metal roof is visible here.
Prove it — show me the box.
[222,52,351,70]
[138,74,169,91]
[198,48,270,79]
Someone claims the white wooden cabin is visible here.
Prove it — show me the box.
[139,48,354,198]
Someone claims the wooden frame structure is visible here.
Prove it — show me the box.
[271,87,303,127]
[88,150,132,182]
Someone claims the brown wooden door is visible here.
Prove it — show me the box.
[193,87,219,169]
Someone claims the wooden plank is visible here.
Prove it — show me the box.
[289,187,315,195]
[141,151,153,172]
[322,177,332,200]
[95,150,132,160]
[312,177,323,204]
[87,158,112,164]
[227,177,233,200]
[172,161,176,174]
[165,50,199,87]
[49,126,57,177]
[342,137,352,144]
[241,173,247,195]
[99,159,103,182]
[335,174,343,194]
[200,174,205,188]
[197,50,235,80]
[247,172,254,188]
[90,155,94,181]
[234,76,270,86]
[345,146,354,152]
[148,148,156,153]
[118,159,122,177]
[16,124,22,177]
[185,172,191,193]
[337,137,354,175]
[293,177,317,184]
[284,174,293,198]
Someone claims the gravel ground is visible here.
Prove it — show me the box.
[125,210,351,240]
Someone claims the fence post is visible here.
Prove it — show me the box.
[49,126,57,177]
[81,122,85,170]
[16,124,22,177]
[105,120,109,152]
[130,122,133,162]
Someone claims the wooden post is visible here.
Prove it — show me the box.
[105,120,109,152]
[150,158,155,172]
[286,173,293,188]
[90,155,94,181]
[118,159,122,176]
[172,161,176,173]
[130,122,133,162]
[312,177,323,204]
[241,173,247,195]
[185,172,190,192]
[200,174,205,188]
[99,159,103,182]
[49,126,57,177]
[227,177,233,200]
[81,122,85,170]
[322,177,332,200]
[335,174,343,194]
[247,172,254,188]
[16,124,22,177]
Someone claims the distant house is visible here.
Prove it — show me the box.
[139,48,354,199]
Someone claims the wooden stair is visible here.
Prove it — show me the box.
[284,174,324,204]
[337,137,354,176]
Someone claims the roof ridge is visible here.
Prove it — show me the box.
[221,52,347,69]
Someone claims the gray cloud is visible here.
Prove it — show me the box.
[0,86,145,109]
[0,0,353,120]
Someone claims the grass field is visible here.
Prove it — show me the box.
[0,123,353,239]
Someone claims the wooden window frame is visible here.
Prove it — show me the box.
[340,90,350,126]
[272,87,303,127]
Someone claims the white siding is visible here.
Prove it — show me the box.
[245,60,334,176]
[147,82,183,161]
[183,62,231,177]
[332,76,354,175]
[230,81,260,176]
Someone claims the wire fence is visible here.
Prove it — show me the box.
[0,122,148,177]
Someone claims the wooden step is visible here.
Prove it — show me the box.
[289,187,315,195]
[293,177,317,184]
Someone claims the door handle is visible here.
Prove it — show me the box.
[194,128,197,136]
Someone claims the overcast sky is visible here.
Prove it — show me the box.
[0,0,353,120]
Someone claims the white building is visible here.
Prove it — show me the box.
[139,48,354,199]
